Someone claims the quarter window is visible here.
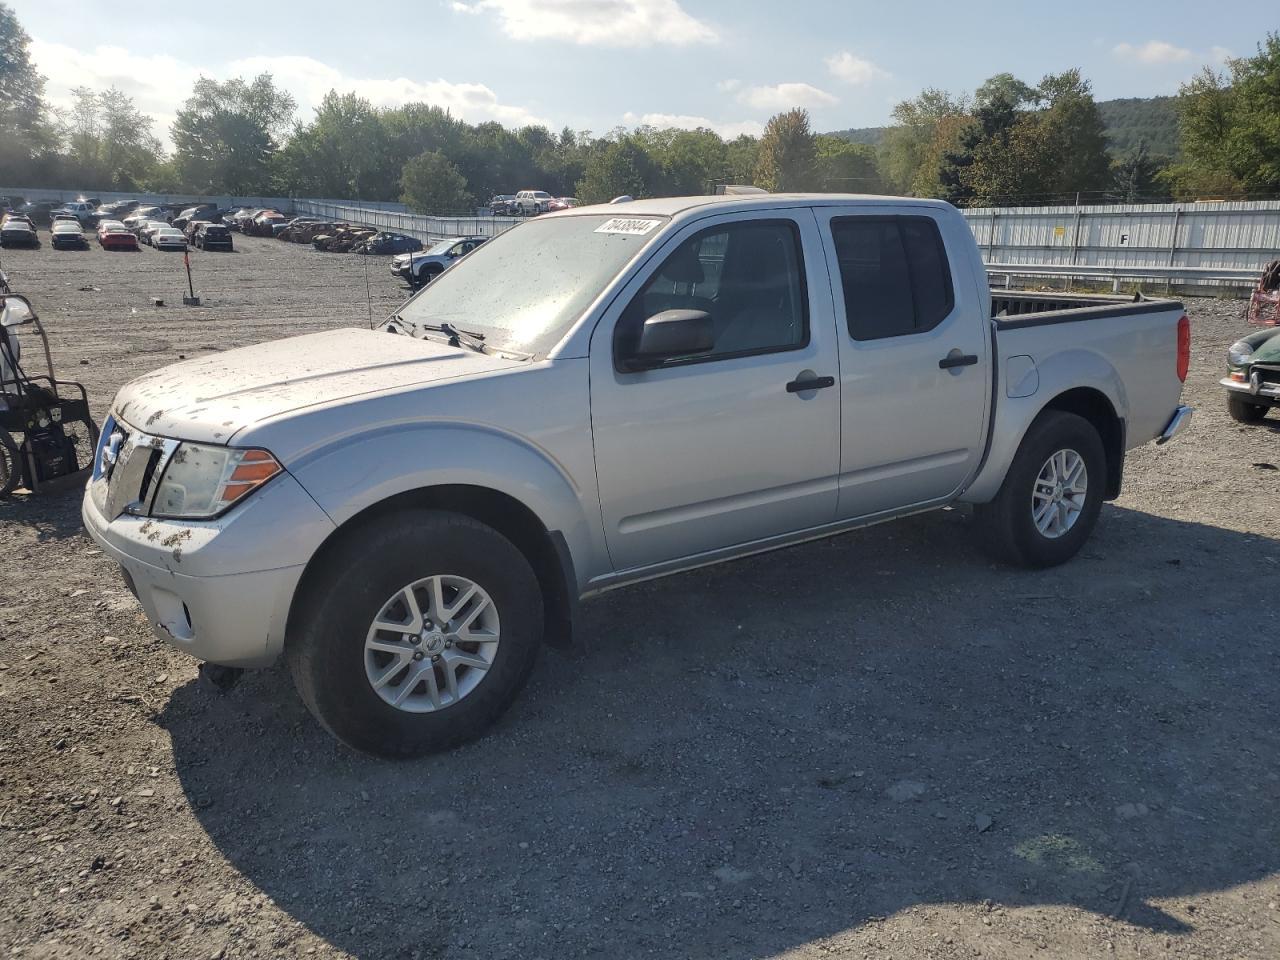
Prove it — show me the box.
[831,216,954,341]
[616,219,808,367]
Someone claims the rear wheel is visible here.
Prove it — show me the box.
[287,509,544,757]
[976,410,1106,568]
[1228,393,1269,423]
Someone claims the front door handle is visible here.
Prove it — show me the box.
[939,353,979,370]
[786,375,835,393]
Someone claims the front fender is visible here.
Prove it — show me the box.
[961,347,1127,504]
[289,423,604,593]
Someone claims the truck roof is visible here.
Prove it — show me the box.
[563,193,956,219]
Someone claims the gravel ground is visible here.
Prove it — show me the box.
[1,235,1278,960]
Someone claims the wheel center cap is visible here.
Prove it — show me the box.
[421,629,445,654]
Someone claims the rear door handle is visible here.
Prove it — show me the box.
[938,353,979,369]
[786,375,835,393]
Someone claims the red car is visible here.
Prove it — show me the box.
[97,220,139,251]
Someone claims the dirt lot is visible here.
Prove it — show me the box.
[1,234,1278,960]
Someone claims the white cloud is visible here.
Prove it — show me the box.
[452,0,717,46]
[229,55,547,127]
[825,51,889,86]
[1210,45,1234,63]
[716,78,741,93]
[29,40,546,147]
[738,82,838,111]
[623,111,763,139]
[1111,40,1194,64]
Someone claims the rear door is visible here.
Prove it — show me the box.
[590,210,842,572]
[814,208,990,519]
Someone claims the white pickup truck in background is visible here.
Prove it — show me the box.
[82,194,1192,757]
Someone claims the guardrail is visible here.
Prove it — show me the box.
[985,261,1260,291]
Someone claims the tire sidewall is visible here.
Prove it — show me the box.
[291,510,543,757]
[1000,412,1106,568]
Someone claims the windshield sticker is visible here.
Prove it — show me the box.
[595,218,662,236]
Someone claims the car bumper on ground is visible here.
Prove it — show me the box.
[81,465,336,668]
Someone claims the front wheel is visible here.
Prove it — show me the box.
[1228,393,1269,423]
[975,410,1106,568]
[287,509,544,757]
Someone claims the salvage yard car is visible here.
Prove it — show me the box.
[97,221,139,251]
[50,219,88,249]
[151,226,188,251]
[193,223,233,251]
[1223,325,1280,422]
[390,236,486,288]
[0,215,39,247]
[82,194,1193,758]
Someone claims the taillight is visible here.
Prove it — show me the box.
[1176,315,1190,383]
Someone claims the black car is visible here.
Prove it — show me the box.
[0,217,39,247]
[50,220,89,249]
[194,223,233,251]
[16,201,56,226]
[173,204,220,230]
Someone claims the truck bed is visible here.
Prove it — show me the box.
[992,290,1183,328]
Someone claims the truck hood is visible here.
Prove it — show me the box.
[113,327,523,445]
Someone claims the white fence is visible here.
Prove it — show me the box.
[961,200,1280,277]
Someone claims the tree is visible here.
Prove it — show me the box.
[400,149,471,213]
[1033,69,1112,195]
[880,88,969,196]
[1167,34,1280,196]
[171,74,296,193]
[1112,141,1168,201]
[59,86,160,189]
[575,136,658,203]
[813,135,884,193]
[0,2,53,181]
[754,109,816,192]
[975,73,1036,111]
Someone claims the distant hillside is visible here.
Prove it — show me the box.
[1097,96,1179,157]
[829,95,1181,158]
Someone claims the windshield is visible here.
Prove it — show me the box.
[424,238,458,255]
[395,213,666,355]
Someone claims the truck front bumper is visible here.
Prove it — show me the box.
[81,472,336,668]
[1156,405,1194,445]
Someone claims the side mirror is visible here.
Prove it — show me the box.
[626,309,714,370]
[0,296,35,328]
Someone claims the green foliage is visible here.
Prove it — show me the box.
[58,87,161,190]
[880,88,969,195]
[813,135,884,193]
[1167,33,1280,196]
[755,108,816,192]
[400,150,471,213]
[1097,97,1178,157]
[1111,141,1170,201]
[576,136,657,204]
[171,74,297,194]
[0,1,54,181]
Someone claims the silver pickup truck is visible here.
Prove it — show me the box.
[82,195,1192,757]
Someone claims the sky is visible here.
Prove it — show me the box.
[13,0,1273,145]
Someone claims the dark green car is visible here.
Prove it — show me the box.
[1223,327,1280,422]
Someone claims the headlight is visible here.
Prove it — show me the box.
[151,444,282,519]
[1228,340,1253,367]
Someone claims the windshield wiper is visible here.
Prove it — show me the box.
[419,321,488,353]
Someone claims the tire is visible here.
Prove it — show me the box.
[975,410,1106,569]
[287,509,544,758]
[415,266,441,289]
[0,429,20,498]
[1228,393,1269,423]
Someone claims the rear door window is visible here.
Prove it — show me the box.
[830,216,954,340]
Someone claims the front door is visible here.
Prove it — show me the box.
[590,210,842,572]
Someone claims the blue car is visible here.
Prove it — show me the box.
[354,232,424,256]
